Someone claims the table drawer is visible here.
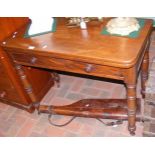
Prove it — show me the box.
[10,52,124,80]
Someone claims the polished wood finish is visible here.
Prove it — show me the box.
[0,17,54,112]
[1,18,153,134]
[2,18,152,68]
[39,99,141,121]
[23,66,54,101]
[9,50,124,80]
[0,17,29,41]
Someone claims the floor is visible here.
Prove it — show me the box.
[0,32,155,137]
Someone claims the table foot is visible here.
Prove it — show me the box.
[130,130,136,136]
[128,125,136,136]
[52,72,60,87]
[141,90,145,98]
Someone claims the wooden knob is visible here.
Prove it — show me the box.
[0,91,6,98]
[85,64,94,73]
[30,57,37,64]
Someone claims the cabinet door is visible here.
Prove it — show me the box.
[0,61,26,103]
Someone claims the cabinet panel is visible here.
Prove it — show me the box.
[0,75,22,103]
[0,17,54,112]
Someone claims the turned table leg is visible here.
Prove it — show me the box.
[125,68,137,135]
[141,51,149,98]
[15,64,37,103]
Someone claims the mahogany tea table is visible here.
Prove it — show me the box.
[1,18,153,135]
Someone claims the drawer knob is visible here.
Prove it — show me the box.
[30,57,37,64]
[0,91,6,98]
[85,64,94,73]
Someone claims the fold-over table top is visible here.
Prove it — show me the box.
[1,18,153,68]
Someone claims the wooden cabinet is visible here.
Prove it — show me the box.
[0,17,54,112]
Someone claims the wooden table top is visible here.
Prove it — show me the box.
[1,18,153,68]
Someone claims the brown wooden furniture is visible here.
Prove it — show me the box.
[1,18,153,135]
[0,17,54,112]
